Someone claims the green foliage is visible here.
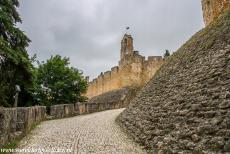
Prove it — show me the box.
[34,55,87,107]
[0,0,35,107]
[164,50,170,58]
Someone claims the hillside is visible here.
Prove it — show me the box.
[117,10,230,153]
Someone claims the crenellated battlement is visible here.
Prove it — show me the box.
[111,66,119,75]
[104,71,111,77]
[146,56,162,62]
[86,34,164,98]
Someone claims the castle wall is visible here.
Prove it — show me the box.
[86,55,164,98]
[103,71,111,93]
[86,66,122,98]
[92,79,97,97]
[85,34,164,98]
[119,53,145,87]
[143,56,165,83]
[202,0,230,26]
[96,74,104,93]
[110,66,120,91]
[87,83,92,97]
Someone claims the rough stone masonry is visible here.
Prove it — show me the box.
[118,1,230,153]
[202,0,230,25]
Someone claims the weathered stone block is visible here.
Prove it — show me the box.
[78,104,86,115]
[0,108,16,147]
[50,104,77,119]
[16,106,46,132]
[64,104,75,116]
[50,104,65,119]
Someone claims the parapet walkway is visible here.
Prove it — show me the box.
[17,109,146,154]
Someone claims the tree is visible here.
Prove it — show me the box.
[34,55,87,107]
[0,0,35,107]
[164,49,170,58]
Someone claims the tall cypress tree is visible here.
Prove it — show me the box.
[0,0,34,107]
[164,49,170,58]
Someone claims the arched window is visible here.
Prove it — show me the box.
[124,39,127,50]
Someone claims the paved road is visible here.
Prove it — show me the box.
[17,109,146,154]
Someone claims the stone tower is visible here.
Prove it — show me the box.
[120,34,134,60]
[86,34,164,98]
[202,0,230,26]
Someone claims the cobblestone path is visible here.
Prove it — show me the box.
[17,108,146,154]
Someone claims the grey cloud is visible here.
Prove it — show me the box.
[18,0,204,80]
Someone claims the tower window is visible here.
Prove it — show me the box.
[124,39,127,51]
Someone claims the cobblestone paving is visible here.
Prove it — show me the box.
[17,109,146,154]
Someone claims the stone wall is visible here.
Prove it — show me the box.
[86,37,164,98]
[0,108,17,147]
[202,0,230,26]
[74,87,139,115]
[0,106,46,147]
[77,87,138,114]
[17,106,46,132]
[0,87,138,147]
[48,87,138,118]
[49,104,75,119]
[118,10,230,153]
[143,56,164,83]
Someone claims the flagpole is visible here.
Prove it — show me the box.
[125,27,130,34]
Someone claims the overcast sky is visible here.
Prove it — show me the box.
[18,0,204,80]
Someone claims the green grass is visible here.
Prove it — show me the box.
[0,137,21,154]
[30,122,39,131]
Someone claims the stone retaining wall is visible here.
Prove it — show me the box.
[75,102,122,115]
[117,10,230,153]
[49,104,75,119]
[0,87,138,147]
[76,87,138,115]
[0,108,17,147]
[49,89,137,118]
[0,106,46,147]
[75,103,86,114]
[17,106,46,132]
[49,87,138,118]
